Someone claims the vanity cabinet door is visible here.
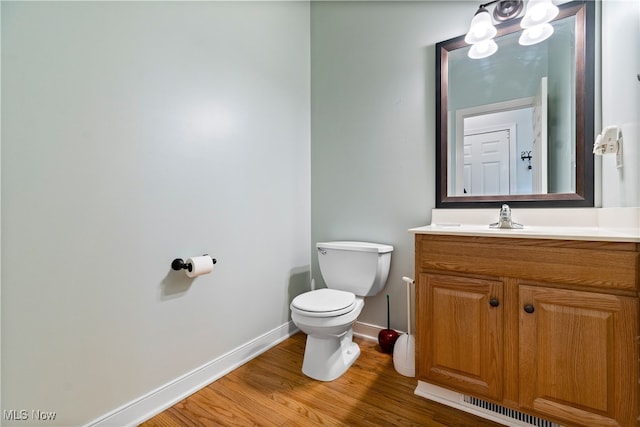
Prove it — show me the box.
[519,285,639,427]
[417,273,503,401]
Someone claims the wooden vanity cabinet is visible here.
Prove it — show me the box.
[415,234,640,427]
[418,273,504,401]
[519,285,638,426]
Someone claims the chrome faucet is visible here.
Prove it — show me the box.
[489,204,523,229]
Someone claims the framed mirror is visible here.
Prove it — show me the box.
[435,1,594,208]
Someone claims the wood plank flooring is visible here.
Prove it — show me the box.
[141,333,501,426]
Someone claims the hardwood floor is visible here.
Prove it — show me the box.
[141,333,501,426]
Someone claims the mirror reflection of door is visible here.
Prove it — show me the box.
[454,77,548,196]
[463,127,512,195]
[532,77,548,194]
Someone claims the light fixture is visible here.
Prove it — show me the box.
[518,0,558,45]
[465,7,497,45]
[520,0,559,28]
[519,22,554,45]
[465,0,523,59]
[468,39,499,59]
[464,0,558,59]
[493,0,525,22]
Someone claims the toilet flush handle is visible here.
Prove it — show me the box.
[318,248,327,255]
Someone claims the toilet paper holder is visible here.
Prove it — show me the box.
[171,255,217,272]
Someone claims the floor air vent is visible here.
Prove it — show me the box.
[462,395,560,427]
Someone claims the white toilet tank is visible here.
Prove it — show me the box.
[317,241,393,297]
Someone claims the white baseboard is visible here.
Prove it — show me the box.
[353,321,382,341]
[85,321,299,427]
[354,321,404,341]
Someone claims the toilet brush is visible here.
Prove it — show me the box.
[393,277,415,377]
[378,294,399,354]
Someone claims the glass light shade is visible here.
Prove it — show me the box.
[518,22,554,45]
[468,39,498,59]
[465,8,497,44]
[521,0,559,28]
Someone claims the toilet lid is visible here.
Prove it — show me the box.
[292,289,356,314]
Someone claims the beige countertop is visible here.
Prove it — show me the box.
[410,207,640,242]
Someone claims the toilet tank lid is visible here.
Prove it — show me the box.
[316,241,393,253]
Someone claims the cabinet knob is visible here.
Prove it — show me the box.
[524,304,535,314]
[489,298,500,307]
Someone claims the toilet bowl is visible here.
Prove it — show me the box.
[291,290,364,381]
[290,241,393,381]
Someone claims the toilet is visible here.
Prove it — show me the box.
[290,241,393,381]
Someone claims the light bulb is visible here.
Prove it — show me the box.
[468,40,498,59]
[521,0,559,28]
[530,6,547,23]
[465,8,497,44]
[528,25,543,39]
[519,23,554,45]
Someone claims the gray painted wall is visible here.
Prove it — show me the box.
[601,0,640,206]
[2,2,310,425]
[1,0,638,425]
[311,1,470,332]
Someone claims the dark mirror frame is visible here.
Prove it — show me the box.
[435,0,594,208]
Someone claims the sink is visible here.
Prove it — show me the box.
[409,207,640,243]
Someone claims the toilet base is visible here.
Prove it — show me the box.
[301,329,361,381]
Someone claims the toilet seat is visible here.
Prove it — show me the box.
[291,289,356,317]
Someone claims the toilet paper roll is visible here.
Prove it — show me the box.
[185,256,214,278]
